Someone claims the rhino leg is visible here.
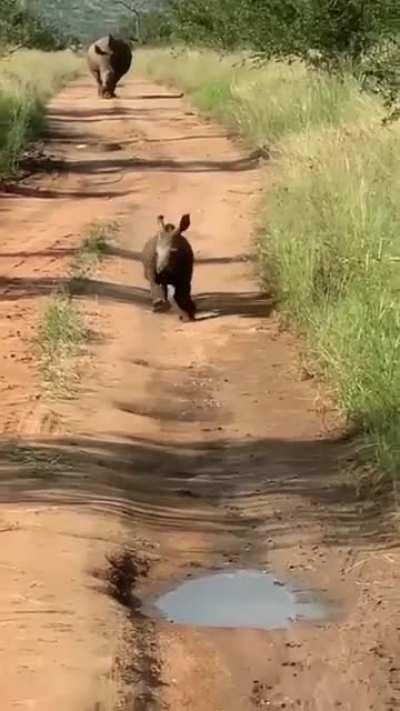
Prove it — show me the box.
[150,282,170,312]
[90,67,104,97]
[173,282,196,321]
[102,70,117,99]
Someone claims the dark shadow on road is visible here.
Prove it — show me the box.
[0,185,134,200]
[143,134,229,144]
[0,247,76,260]
[0,275,272,319]
[0,275,149,307]
[0,245,254,268]
[0,432,392,548]
[2,154,261,186]
[196,291,272,318]
[47,106,133,120]
[47,152,262,175]
[123,93,184,100]
[106,244,255,266]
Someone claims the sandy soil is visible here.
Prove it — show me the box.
[0,73,399,711]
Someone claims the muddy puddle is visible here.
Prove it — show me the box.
[151,569,328,631]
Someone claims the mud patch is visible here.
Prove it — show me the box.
[153,569,327,631]
[106,550,150,610]
[101,550,166,710]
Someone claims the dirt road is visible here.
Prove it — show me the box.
[0,74,399,711]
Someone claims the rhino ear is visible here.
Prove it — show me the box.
[94,44,107,56]
[179,214,191,233]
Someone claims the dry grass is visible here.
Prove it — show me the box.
[0,49,82,177]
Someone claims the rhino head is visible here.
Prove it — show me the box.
[94,34,115,56]
[156,214,191,273]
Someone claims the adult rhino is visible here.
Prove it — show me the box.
[87,34,133,99]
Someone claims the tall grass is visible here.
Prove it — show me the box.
[138,48,400,486]
[138,49,380,142]
[0,49,82,177]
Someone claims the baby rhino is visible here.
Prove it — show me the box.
[142,214,196,321]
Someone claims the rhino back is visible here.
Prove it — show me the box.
[87,36,109,70]
[111,39,132,74]
[88,36,132,75]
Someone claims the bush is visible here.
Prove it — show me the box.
[361,40,400,123]
[168,0,400,118]
[0,0,68,51]
[169,0,397,58]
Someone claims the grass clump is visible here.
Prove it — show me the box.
[39,293,87,393]
[70,221,119,281]
[138,47,400,488]
[39,221,118,393]
[0,49,82,178]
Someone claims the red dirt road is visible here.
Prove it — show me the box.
[0,74,399,711]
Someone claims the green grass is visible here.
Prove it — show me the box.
[137,49,380,143]
[39,221,118,394]
[39,294,88,393]
[261,121,400,482]
[0,49,82,178]
[70,220,119,282]
[138,48,400,488]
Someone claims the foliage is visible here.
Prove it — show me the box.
[27,0,171,44]
[0,50,82,178]
[361,39,400,122]
[0,0,69,51]
[168,0,400,117]
[169,0,397,57]
[140,9,174,45]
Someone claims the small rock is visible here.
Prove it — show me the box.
[299,367,313,381]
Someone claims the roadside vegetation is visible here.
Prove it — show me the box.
[39,222,118,394]
[0,50,82,178]
[39,294,88,394]
[70,220,119,288]
[137,44,400,488]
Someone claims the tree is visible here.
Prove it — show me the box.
[0,0,67,51]
[168,0,400,117]
[114,0,142,41]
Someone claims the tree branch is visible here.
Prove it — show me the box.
[114,0,141,20]
[114,0,142,39]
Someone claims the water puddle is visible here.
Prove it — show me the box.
[153,569,327,631]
